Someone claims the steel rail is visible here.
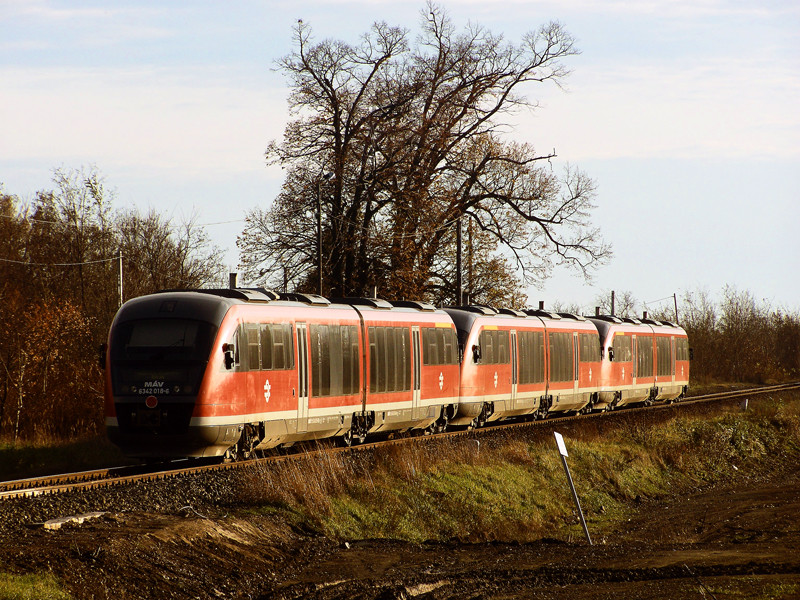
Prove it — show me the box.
[2,382,798,502]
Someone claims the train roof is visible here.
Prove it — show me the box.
[130,288,457,320]
[444,305,586,331]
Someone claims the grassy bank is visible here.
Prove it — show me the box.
[0,572,72,600]
[243,393,800,543]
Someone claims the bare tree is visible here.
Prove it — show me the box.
[117,208,227,298]
[594,289,639,318]
[240,3,610,301]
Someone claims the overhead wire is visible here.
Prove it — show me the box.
[0,256,121,267]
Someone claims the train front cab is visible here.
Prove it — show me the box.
[104,290,245,458]
[590,315,690,409]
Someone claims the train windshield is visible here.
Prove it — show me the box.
[110,319,218,397]
[112,319,218,362]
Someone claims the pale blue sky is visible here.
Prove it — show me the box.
[2,1,799,312]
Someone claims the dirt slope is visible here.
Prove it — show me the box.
[1,465,798,599]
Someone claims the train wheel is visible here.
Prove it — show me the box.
[223,442,239,463]
[475,403,490,428]
[434,416,449,434]
[341,429,354,447]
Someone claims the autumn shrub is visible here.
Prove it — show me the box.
[0,299,103,442]
[678,287,800,384]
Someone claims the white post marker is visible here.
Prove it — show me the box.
[554,431,592,545]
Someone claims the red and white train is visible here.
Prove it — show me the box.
[103,289,690,459]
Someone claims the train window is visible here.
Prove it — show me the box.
[246,323,295,372]
[377,327,387,392]
[548,332,573,382]
[637,337,654,377]
[368,326,411,394]
[481,330,495,364]
[675,337,689,361]
[309,323,358,397]
[422,327,459,366]
[310,324,331,397]
[260,325,273,370]
[369,329,378,394]
[273,323,294,370]
[656,337,672,376]
[518,330,545,384]
[390,328,401,392]
[612,334,632,362]
[579,333,601,362]
[115,319,217,362]
[423,328,438,365]
[497,331,510,364]
[398,328,410,391]
[443,329,457,364]
[340,325,360,395]
[246,325,260,370]
[478,329,510,365]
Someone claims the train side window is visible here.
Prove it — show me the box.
[423,328,436,366]
[535,331,545,382]
[497,331,510,365]
[225,328,242,370]
[656,337,671,376]
[377,327,387,393]
[422,327,458,366]
[368,327,378,394]
[612,334,632,362]
[579,333,601,362]
[389,327,400,392]
[344,325,360,394]
[260,325,273,370]
[310,324,333,397]
[637,336,654,377]
[399,327,411,392]
[340,326,352,395]
[443,328,457,365]
[549,332,573,382]
[245,324,260,371]
[518,331,530,384]
[251,323,294,371]
[272,325,284,370]
[676,337,689,361]
[480,330,495,364]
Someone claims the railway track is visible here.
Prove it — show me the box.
[3,382,798,502]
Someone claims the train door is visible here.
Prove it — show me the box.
[296,323,309,434]
[573,332,579,400]
[412,326,422,419]
[632,335,638,384]
[510,330,518,410]
[671,336,676,384]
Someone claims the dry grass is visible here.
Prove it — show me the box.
[241,392,800,544]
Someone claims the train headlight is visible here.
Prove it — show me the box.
[173,385,181,393]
